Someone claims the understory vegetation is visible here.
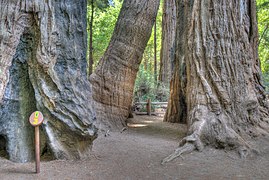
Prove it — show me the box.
[258,0,269,92]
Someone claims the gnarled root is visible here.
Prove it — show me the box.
[161,134,255,164]
[161,142,195,164]
[162,134,204,164]
[162,102,266,164]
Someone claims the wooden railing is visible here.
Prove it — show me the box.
[133,99,168,116]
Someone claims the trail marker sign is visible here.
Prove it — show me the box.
[29,111,44,174]
[29,111,44,126]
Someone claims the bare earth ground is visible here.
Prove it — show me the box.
[1,115,269,180]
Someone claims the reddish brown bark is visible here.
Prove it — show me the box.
[163,0,269,163]
[158,0,176,87]
[90,0,160,129]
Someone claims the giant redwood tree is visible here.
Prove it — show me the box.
[0,0,97,162]
[163,0,269,163]
[90,0,160,129]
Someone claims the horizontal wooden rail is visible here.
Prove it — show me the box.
[133,99,168,116]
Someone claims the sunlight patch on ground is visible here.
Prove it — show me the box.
[127,123,148,128]
[141,120,154,123]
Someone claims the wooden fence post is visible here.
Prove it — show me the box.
[146,99,151,116]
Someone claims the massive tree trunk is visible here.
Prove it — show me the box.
[90,0,160,129]
[163,0,269,163]
[0,0,97,162]
[163,0,185,123]
[158,0,176,87]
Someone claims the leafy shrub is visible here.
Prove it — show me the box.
[134,65,170,103]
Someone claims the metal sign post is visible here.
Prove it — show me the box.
[29,111,44,174]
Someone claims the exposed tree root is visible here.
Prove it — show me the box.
[161,133,255,164]
[161,130,204,164]
[161,143,195,164]
[161,105,263,164]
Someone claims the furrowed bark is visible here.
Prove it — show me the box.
[90,0,160,130]
[164,0,189,124]
[0,0,97,162]
[163,0,269,163]
[158,0,176,87]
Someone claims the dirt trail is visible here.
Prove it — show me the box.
[0,115,269,180]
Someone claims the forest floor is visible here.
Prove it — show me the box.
[1,115,269,180]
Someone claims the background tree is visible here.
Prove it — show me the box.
[87,0,113,76]
[154,21,158,83]
[163,0,269,163]
[90,0,160,129]
[161,0,182,123]
[257,0,269,91]
[88,0,95,76]
[158,0,176,87]
[0,0,97,162]
[88,0,122,71]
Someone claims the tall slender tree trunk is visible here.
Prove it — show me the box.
[143,56,148,70]
[258,24,268,45]
[0,0,97,162]
[158,0,176,87]
[154,21,158,83]
[163,0,269,163]
[90,0,160,129]
[88,0,94,76]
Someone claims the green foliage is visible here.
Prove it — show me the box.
[134,64,157,102]
[134,64,170,103]
[257,0,269,92]
[141,2,163,76]
[87,0,122,68]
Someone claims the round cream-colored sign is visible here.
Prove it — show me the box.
[29,111,44,126]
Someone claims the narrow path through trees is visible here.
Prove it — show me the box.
[1,115,269,179]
